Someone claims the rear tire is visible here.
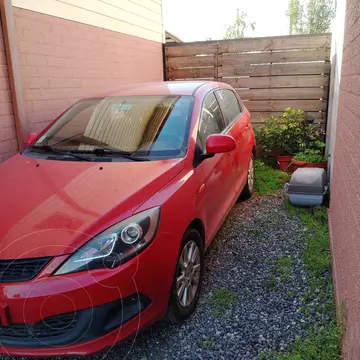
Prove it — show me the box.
[239,154,255,200]
[167,229,204,324]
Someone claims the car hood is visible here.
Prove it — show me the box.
[0,155,184,259]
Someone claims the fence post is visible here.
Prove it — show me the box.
[216,42,219,81]
[0,0,27,151]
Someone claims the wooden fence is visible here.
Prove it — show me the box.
[164,34,331,127]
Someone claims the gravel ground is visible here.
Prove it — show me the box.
[1,193,333,360]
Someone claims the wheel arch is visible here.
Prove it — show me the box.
[186,218,206,248]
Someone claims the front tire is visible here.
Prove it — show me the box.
[239,154,255,200]
[167,229,204,324]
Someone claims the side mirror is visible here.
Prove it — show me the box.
[24,133,39,147]
[206,134,236,155]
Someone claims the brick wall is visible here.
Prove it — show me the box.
[0,23,17,161]
[329,0,360,358]
[13,7,163,133]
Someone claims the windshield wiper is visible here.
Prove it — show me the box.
[72,148,150,162]
[30,145,92,161]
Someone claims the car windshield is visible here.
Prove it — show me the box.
[28,95,194,160]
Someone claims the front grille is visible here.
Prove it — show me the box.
[0,312,78,340]
[0,257,51,282]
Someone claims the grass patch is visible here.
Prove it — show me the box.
[260,326,340,360]
[283,202,331,277]
[265,272,277,290]
[277,326,340,360]
[211,288,238,317]
[265,256,293,290]
[244,287,252,297]
[245,254,257,262]
[272,202,342,360]
[254,160,290,195]
[270,214,283,229]
[199,337,215,349]
[248,227,262,236]
[275,256,293,281]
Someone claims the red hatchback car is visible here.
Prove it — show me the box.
[0,81,255,356]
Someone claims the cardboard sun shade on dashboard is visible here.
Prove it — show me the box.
[82,97,153,152]
[82,97,177,152]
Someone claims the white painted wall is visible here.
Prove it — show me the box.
[326,0,347,180]
[12,0,164,43]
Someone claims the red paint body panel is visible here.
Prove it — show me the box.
[24,133,38,147]
[206,134,236,154]
[0,81,255,356]
[0,155,184,259]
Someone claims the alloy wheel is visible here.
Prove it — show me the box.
[176,240,201,308]
[248,156,255,192]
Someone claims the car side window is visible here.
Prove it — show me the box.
[198,92,225,152]
[215,89,242,127]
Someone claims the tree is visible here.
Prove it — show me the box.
[287,0,305,34]
[224,9,255,39]
[286,0,336,34]
[306,0,336,33]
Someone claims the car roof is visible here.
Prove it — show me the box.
[100,81,219,97]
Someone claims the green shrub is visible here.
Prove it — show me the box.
[255,108,325,156]
[294,149,328,164]
[255,115,281,155]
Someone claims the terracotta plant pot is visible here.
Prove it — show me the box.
[276,155,294,172]
[292,160,327,171]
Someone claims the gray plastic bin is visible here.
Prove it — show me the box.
[285,168,328,206]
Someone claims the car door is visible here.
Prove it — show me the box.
[215,89,250,195]
[195,92,234,243]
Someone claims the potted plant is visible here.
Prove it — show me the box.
[292,149,328,171]
[255,108,325,171]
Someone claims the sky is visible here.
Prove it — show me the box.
[162,0,290,42]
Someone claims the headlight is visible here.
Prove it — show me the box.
[55,207,160,275]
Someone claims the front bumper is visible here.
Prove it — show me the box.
[0,294,151,348]
[0,231,180,356]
